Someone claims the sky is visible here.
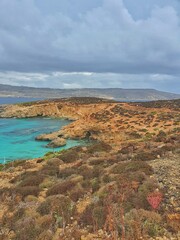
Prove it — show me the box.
[0,0,180,93]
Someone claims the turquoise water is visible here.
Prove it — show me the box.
[0,118,84,163]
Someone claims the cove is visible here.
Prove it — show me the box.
[0,118,84,163]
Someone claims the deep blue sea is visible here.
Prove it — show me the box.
[0,97,43,105]
[0,98,84,163]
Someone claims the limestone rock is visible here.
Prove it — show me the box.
[35,132,59,141]
[46,138,66,148]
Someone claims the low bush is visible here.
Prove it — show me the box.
[155,130,167,142]
[19,175,44,187]
[69,185,85,202]
[58,167,77,179]
[81,179,91,191]
[91,178,101,193]
[87,142,112,154]
[59,149,79,163]
[12,208,25,222]
[92,205,107,229]
[78,203,94,227]
[78,165,94,179]
[119,144,136,154]
[50,195,76,227]
[46,158,63,166]
[37,200,52,215]
[102,174,111,183]
[46,180,76,196]
[39,177,55,189]
[111,161,153,176]
[38,230,54,240]
[134,151,158,161]
[131,178,159,209]
[40,164,59,176]
[79,202,107,230]
[125,209,163,239]
[16,186,40,198]
[128,131,142,139]
[37,214,54,230]
[12,217,41,240]
[78,165,102,180]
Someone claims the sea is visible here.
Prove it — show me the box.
[0,97,85,163]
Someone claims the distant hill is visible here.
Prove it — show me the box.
[0,84,179,101]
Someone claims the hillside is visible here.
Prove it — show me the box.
[0,84,180,101]
[0,98,179,239]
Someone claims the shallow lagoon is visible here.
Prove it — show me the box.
[0,118,84,163]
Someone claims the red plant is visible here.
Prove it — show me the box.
[147,191,163,210]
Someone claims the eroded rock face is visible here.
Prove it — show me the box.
[0,105,5,114]
[46,138,66,148]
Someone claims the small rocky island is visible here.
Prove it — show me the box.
[0,97,179,240]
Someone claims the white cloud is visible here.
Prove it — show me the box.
[0,71,179,93]
[63,83,81,88]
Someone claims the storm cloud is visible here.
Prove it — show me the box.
[0,0,180,92]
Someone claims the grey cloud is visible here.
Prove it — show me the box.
[0,0,180,74]
[0,0,180,93]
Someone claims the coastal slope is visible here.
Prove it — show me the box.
[0,98,179,240]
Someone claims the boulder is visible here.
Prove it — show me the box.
[35,132,59,141]
[47,138,66,148]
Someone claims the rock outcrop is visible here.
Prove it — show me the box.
[46,138,66,148]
